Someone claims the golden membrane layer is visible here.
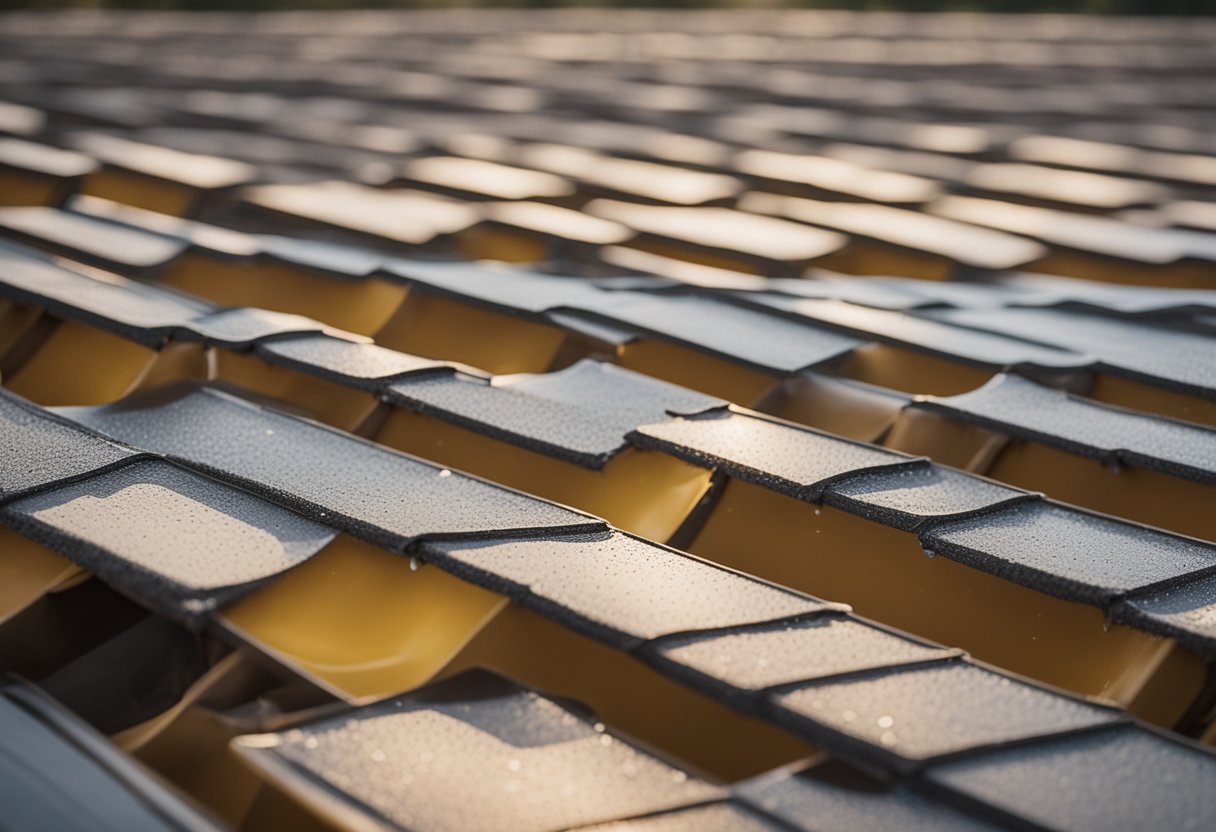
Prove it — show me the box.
[0,527,83,626]
[441,604,817,783]
[754,372,905,442]
[375,289,572,374]
[81,169,199,217]
[684,478,1204,725]
[213,351,379,432]
[159,254,408,337]
[375,409,712,543]
[615,338,777,405]
[4,318,159,405]
[221,535,508,702]
[834,343,993,396]
[1090,373,1216,429]
[1028,251,1216,291]
[454,226,550,264]
[817,242,953,281]
[0,170,66,206]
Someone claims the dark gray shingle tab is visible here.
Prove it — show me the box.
[921,501,1216,605]
[824,466,1036,531]
[0,389,138,502]
[387,359,722,468]
[648,615,953,694]
[770,661,1121,770]
[232,671,722,832]
[932,307,1216,397]
[255,334,452,388]
[1114,574,1216,657]
[737,763,1009,832]
[587,291,865,374]
[2,459,335,622]
[918,373,1216,483]
[741,295,1087,372]
[0,242,332,348]
[57,384,604,549]
[420,530,834,648]
[633,409,922,500]
[926,726,1216,832]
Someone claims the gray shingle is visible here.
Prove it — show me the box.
[1113,574,1216,657]
[922,501,1216,605]
[649,615,953,694]
[58,384,604,549]
[770,661,1121,770]
[2,459,335,622]
[932,307,1216,396]
[926,726,1216,832]
[633,409,921,500]
[232,671,722,832]
[585,291,864,374]
[918,373,1216,483]
[0,389,138,502]
[823,466,1037,531]
[387,360,722,468]
[419,530,835,648]
[737,763,1008,832]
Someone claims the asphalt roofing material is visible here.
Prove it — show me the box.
[3,8,1216,831]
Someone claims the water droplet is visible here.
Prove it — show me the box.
[599,734,613,746]
[507,759,521,771]
[813,506,821,516]
[922,548,936,559]
[593,722,606,733]
[264,429,275,436]
[877,715,894,729]
[880,732,898,747]
[437,468,452,478]
[409,556,420,572]
[670,770,687,783]
[1102,611,1113,632]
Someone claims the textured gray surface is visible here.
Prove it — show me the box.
[235,673,721,832]
[923,501,1216,605]
[58,384,604,548]
[651,616,951,692]
[420,530,832,647]
[633,409,920,498]
[385,258,606,315]
[772,662,1120,766]
[3,459,335,620]
[738,764,1006,832]
[1115,573,1216,655]
[0,241,326,347]
[743,295,1086,371]
[932,306,1216,395]
[919,373,1216,482]
[587,291,865,374]
[388,360,722,467]
[257,334,451,385]
[0,206,186,270]
[824,466,1035,530]
[0,389,138,501]
[927,726,1216,832]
